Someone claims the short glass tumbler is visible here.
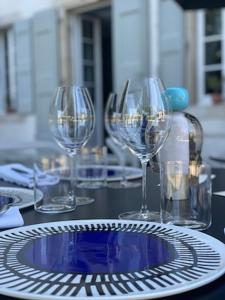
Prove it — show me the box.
[34,156,76,213]
[76,146,107,189]
[160,161,212,231]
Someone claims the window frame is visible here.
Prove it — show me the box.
[196,9,225,105]
[70,13,103,145]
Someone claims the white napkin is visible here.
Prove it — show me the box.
[0,207,24,229]
[0,163,59,187]
[213,191,225,197]
[0,164,33,188]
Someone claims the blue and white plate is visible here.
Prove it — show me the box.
[0,220,224,300]
[61,166,142,182]
[0,187,43,209]
[105,166,142,181]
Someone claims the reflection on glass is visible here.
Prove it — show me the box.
[87,86,95,101]
[205,70,221,93]
[105,93,141,188]
[205,9,221,36]
[19,231,177,274]
[205,41,221,65]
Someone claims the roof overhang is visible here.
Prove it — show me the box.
[175,0,225,10]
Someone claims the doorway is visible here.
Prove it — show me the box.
[70,6,112,146]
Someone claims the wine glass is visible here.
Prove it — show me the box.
[105,93,141,188]
[118,77,171,221]
[48,86,95,206]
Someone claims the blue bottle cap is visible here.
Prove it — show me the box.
[165,87,189,111]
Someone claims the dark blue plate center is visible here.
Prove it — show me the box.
[18,230,177,274]
[79,168,105,178]
[78,168,121,178]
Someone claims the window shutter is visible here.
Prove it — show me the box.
[159,0,185,86]
[33,9,60,140]
[14,19,34,113]
[112,0,149,91]
[0,32,6,113]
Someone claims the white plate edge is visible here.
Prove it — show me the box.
[0,219,225,300]
[0,187,42,209]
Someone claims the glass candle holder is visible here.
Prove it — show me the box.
[160,161,212,231]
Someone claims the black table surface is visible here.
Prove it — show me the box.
[1,168,225,300]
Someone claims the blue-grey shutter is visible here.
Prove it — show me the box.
[159,0,185,87]
[14,19,34,113]
[0,32,6,113]
[112,0,149,91]
[7,29,17,111]
[33,9,60,140]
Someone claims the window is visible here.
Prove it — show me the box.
[204,10,222,96]
[71,11,108,146]
[82,19,95,101]
[205,10,221,36]
[197,9,225,105]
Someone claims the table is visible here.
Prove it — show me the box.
[1,168,225,300]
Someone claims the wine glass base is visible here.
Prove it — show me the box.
[118,210,161,222]
[107,181,141,189]
[35,205,76,214]
[77,183,105,189]
[76,197,95,206]
[35,195,76,213]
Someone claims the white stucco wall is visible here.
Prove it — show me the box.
[0,0,101,24]
[0,114,36,149]
[0,1,56,147]
[1,0,223,157]
[0,0,102,148]
[0,0,56,24]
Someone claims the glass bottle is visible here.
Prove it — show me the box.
[159,87,203,166]
[159,88,211,231]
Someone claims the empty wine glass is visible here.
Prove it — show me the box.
[118,77,171,221]
[105,93,141,188]
[48,86,95,206]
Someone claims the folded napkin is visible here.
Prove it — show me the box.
[0,163,33,188]
[0,163,59,187]
[213,191,225,197]
[0,207,24,229]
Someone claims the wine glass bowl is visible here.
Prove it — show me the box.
[119,78,171,160]
[49,86,95,155]
[105,93,124,149]
[105,93,141,188]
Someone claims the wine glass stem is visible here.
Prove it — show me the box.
[140,159,149,214]
[69,154,76,194]
[120,155,127,186]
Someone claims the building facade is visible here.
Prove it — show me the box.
[0,0,225,157]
